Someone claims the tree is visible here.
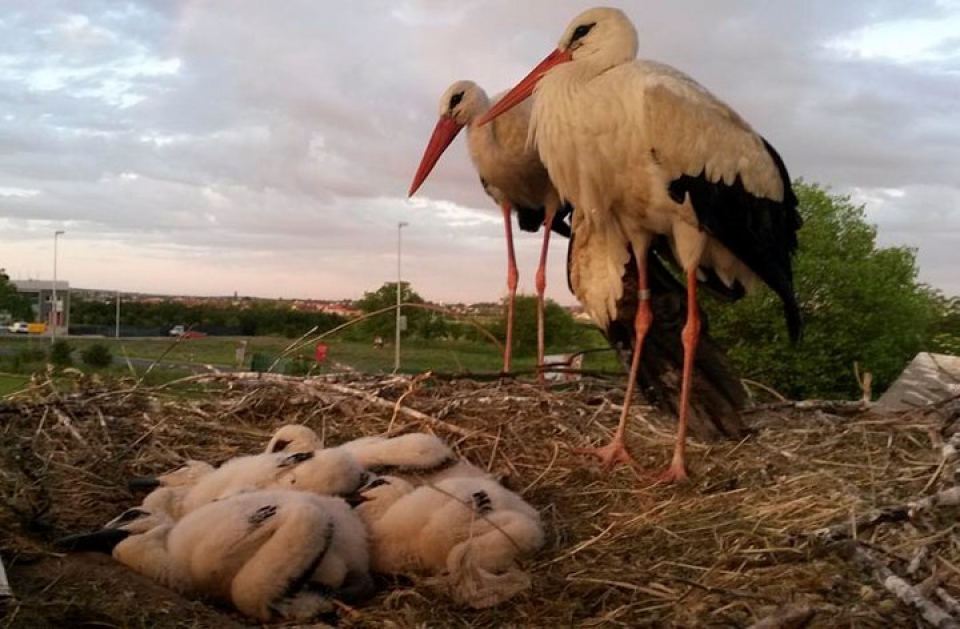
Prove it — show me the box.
[0,269,34,322]
[703,182,940,400]
[354,282,430,340]
[491,295,595,357]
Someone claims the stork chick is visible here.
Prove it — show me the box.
[267,425,490,485]
[128,460,214,519]
[354,475,544,608]
[57,490,374,622]
[180,448,366,514]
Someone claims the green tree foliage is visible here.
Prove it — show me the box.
[930,295,960,356]
[704,182,940,400]
[0,269,34,321]
[49,339,74,368]
[81,343,114,368]
[70,297,347,338]
[354,282,434,340]
[491,295,597,357]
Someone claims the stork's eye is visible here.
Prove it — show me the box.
[571,23,595,43]
[116,508,148,524]
[449,91,464,110]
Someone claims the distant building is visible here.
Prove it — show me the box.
[11,280,71,331]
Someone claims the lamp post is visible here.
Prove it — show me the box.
[115,290,121,338]
[394,221,409,372]
[51,230,65,341]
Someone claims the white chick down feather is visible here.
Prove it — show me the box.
[354,475,544,608]
[57,489,374,622]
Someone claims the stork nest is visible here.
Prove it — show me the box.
[2,369,960,628]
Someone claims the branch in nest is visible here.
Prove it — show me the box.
[808,485,960,543]
[836,541,960,629]
[745,399,869,415]
[322,381,474,438]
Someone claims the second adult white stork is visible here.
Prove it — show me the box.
[408,80,571,377]
[480,7,802,483]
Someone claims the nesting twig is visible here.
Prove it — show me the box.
[838,541,960,629]
[808,485,960,543]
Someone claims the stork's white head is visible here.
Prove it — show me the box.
[556,7,638,67]
[477,7,639,126]
[351,475,415,523]
[265,424,319,454]
[438,80,489,126]
[409,80,489,197]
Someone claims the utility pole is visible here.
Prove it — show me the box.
[51,230,64,342]
[394,221,409,372]
[115,291,121,338]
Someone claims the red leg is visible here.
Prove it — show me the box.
[534,203,556,384]
[576,257,652,470]
[654,267,700,484]
[501,203,518,375]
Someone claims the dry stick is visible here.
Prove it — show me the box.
[280,302,504,361]
[321,381,473,438]
[839,541,960,629]
[809,485,960,543]
[936,588,960,617]
[52,407,87,445]
[745,604,816,629]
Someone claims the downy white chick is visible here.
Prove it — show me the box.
[57,490,375,622]
[354,475,544,608]
[266,424,490,485]
[264,424,319,454]
[128,460,215,519]
[180,448,368,515]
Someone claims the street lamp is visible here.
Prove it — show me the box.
[51,230,65,341]
[394,221,409,372]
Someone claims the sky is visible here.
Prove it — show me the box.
[0,1,958,305]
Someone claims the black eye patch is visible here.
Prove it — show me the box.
[363,477,389,491]
[115,508,148,524]
[571,22,595,43]
[279,451,314,468]
[270,439,291,453]
[449,91,464,110]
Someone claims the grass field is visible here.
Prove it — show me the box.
[0,372,29,396]
[0,332,622,396]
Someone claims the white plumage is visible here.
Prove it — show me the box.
[480,6,802,482]
[266,424,491,484]
[354,475,544,608]
[179,448,367,514]
[58,490,374,622]
[409,80,569,377]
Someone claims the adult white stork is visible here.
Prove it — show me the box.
[479,7,802,483]
[408,80,572,377]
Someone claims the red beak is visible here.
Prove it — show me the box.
[408,116,464,197]
[476,48,573,126]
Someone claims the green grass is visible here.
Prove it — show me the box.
[0,331,623,380]
[0,373,30,396]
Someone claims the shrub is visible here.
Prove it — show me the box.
[81,343,113,368]
[49,340,74,368]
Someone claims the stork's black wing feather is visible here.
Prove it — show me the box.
[667,138,802,342]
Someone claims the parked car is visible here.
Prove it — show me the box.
[168,325,185,337]
[8,322,29,334]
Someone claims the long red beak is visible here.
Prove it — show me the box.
[408,116,464,197]
[476,48,573,126]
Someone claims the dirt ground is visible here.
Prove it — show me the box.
[1,371,959,628]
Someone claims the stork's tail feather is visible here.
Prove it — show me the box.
[608,250,747,441]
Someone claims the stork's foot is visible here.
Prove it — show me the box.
[575,438,639,471]
[644,461,690,486]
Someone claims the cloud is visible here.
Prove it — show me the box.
[0,0,958,304]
